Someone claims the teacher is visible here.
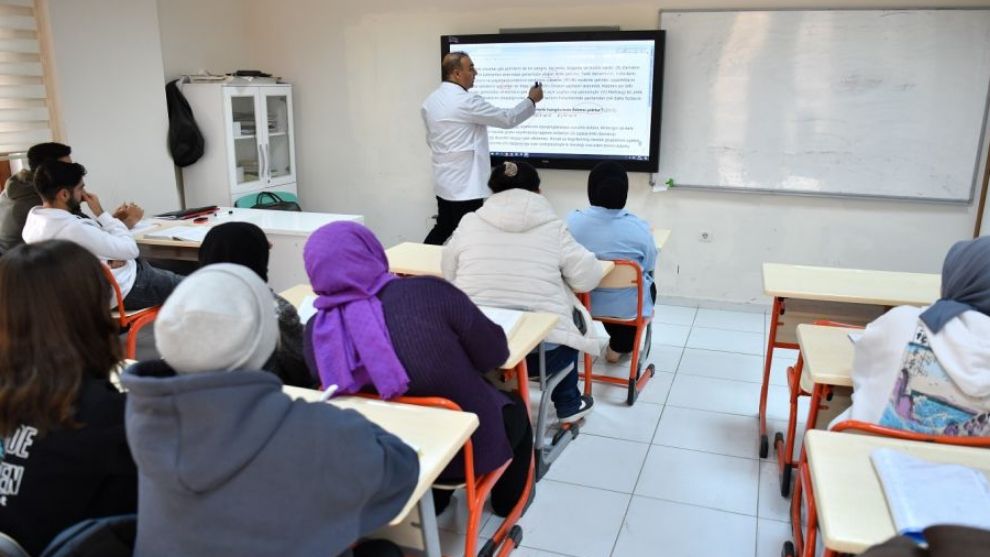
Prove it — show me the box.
[421,51,543,245]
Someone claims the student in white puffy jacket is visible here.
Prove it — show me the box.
[831,236,990,436]
[442,161,605,423]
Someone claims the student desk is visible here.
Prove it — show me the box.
[804,430,990,555]
[758,263,940,458]
[133,207,363,291]
[384,241,616,278]
[282,386,477,557]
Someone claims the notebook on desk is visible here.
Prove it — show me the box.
[479,306,524,340]
[153,205,218,220]
[871,448,990,541]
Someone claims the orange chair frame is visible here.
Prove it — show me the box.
[353,358,535,557]
[786,420,990,557]
[580,259,655,406]
[101,265,160,359]
[774,320,862,498]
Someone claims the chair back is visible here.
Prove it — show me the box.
[597,261,642,289]
[0,532,29,557]
[100,264,128,325]
[831,420,990,448]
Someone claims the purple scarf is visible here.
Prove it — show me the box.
[303,221,409,398]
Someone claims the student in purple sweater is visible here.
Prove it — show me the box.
[302,221,532,517]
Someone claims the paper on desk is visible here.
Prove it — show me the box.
[128,219,160,237]
[848,332,864,343]
[871,448,990,537]
[479,306,523,339]
[143,225,210,242]
[297,295,318,324]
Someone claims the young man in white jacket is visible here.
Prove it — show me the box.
[22,160,182,309]
[832,236,990,436]
[442,161,604,423]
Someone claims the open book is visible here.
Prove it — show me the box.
[143,225,211,243]
[479,306,524,340]
[871,448,990,540]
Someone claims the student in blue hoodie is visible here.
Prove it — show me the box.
[121,263,418,557]
[567,162,659,363]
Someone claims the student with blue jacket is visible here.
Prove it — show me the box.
[567,162,659,363]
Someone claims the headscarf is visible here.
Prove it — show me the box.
[199,222,270,282]
[303,221,409,397]
[155,263,278,373]
[587,161,628,210]
[919,236,990,333]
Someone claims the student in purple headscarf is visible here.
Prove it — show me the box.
[302,221,533,517]
[831,236,990,435]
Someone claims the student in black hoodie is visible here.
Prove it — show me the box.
[0,240,136,555]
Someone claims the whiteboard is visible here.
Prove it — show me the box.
[658,9,990,202]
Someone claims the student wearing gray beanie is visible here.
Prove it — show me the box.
[121,264,418,557]
[567,162,659,363]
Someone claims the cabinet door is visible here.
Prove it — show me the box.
[259,86,296,187]
[223,86,265,193]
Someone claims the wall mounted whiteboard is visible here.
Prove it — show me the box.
[658,9,990,202]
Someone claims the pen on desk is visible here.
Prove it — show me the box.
[319,384,339,402]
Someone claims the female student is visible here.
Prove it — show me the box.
[833,236,990,435]
[567,162,659,363]
[122,263,416,557]
[198,221,315,387]
[442,161,604,423]
[0,240,136,555]
[302,221,532,517]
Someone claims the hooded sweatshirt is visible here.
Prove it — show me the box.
[442,188,605,354]
[0,170,41,251]
[121,361,418,557]
[832,305,990,434]
[21,206,139,297]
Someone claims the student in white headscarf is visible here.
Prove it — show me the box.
[832,237,990,435]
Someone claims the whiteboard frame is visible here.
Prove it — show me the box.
[657,7,990,205]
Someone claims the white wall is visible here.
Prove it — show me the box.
[157,0,255,80]
[47,0,178,214]
[226,0,988,305]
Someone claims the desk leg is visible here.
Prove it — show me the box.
[417,491,442,557]
[759,296,784,458]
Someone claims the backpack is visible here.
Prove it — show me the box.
[165,79,205,167]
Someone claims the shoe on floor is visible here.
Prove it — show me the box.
[558,395,594,424]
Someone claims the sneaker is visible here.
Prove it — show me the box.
[558,395,594,424]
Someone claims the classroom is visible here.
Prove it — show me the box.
[1,0,989,556]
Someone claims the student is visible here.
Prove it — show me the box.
[442,161,603,423]
[0,240,137,556]
[198,222,314,388]
[302,221,533,517]
[0,142,70,252]
[567,162,659,363]
[21,160,181,309]
[122,263,417,557]
[832,237,990,435]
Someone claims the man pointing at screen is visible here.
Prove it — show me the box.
[421,51,543,245]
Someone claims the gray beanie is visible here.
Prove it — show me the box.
[155,263,278,374]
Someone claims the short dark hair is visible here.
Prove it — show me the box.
[26,142,71,171]
[0,240,120,436]
[488,161,541,194]
[442,51,470,81]
[33,160,87,201]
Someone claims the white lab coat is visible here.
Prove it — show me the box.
[421,82,535,201]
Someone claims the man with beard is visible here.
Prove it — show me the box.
[21,160,182,308]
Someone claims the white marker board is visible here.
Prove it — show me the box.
[658,9,990,202]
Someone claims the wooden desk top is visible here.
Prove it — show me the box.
[134,207,364,247]
[796,324,858,388]
[278,285,558,370]
[806,430,990,554]
[282,386,478,525]
[653,228,671,249]
[762,263,940,306]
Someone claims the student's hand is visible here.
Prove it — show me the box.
[107,260,127,269]
[528,83,543,104]
[82,191,105,216]
[124,203,144,228]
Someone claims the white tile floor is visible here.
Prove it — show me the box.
[434,303,811,557]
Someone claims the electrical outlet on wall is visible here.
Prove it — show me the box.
[699,230,713,243]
